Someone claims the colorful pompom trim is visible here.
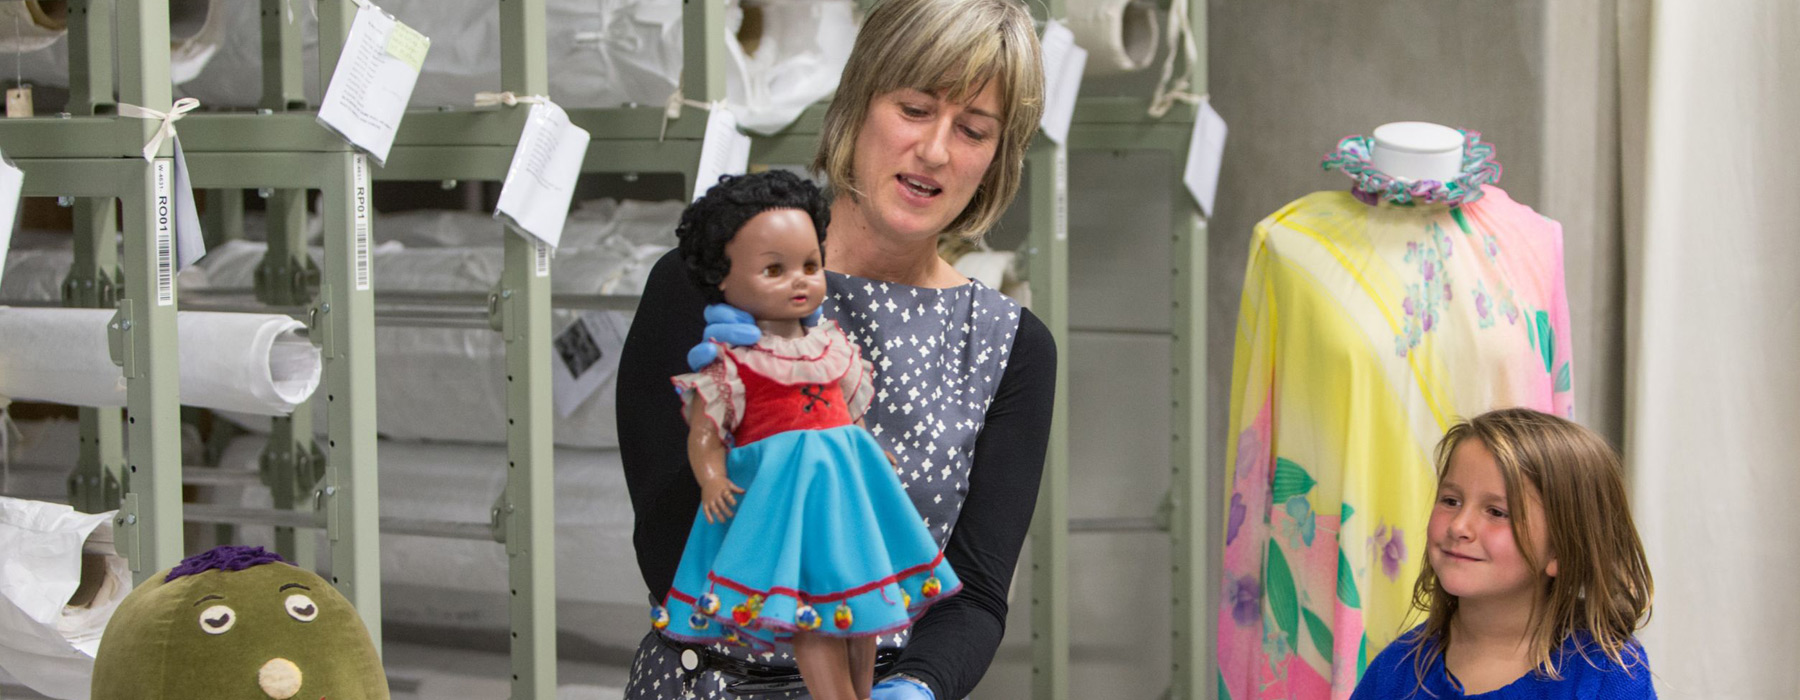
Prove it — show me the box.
[698,592,721,616]
[688,612,711,631]
[1322,129,1500,208]
[921,576,942,598]
[732,594,765,627]
[833,603,854,630]
[795,605,823,631]
[650,606,670,630]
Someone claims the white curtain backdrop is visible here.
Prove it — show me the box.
[1621,1,1800,698]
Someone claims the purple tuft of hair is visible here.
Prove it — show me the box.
[165,545,288,582]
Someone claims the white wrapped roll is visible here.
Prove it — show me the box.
[0,308,321,416]
[0,2,66,55]
[1066,0,1158,75]
[2,0,225,86]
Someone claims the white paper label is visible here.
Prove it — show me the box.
[0,156,22,290]
[152,159,175,306]
[171,136,206,270]
[1038,20,1087,145]
[550,311,628,418]
[352,154,372,291]
[535,238,551,278]
[692,108,752,201]
[495,100,591,250]
[1183,98,1228,217]
[316,3,428,164]
[1054,144,1068,242]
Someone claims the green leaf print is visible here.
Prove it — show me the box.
[1341,503,1355,523]
[1265,542,1301,652]
[1337,549,1361,609]
[1555,362,1572,392]
[1218,673,1230,700]
[1358,633,1370,676]
[1451,208,1473,235]
[1536,311,1555,373]
[1303,608,1335,665]
[1271,458,1318,503]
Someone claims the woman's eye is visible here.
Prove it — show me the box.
[900,104,929,118]
[959,125,990,141]
[285,594,319,622]
[198,604,236,634]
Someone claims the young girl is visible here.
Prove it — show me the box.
[1350,408,1655,698]
[653,171,960,700]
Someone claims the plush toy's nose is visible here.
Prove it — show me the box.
[258,658,303,699]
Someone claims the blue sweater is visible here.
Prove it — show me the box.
[1349,626,1655,699]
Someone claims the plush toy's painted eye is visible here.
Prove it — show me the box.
[199,604,236,634]
[284,594,318,622]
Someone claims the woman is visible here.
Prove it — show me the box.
[617,0,1050,696]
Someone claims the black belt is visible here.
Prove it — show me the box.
[656,632,900,695]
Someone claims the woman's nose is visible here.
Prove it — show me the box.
[916,119,952,167]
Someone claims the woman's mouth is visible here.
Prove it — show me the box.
[897,174,942,198]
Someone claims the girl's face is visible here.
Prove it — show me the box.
[845,83,1002,244]
[716,208,826,322]
[1427,438,1557,605]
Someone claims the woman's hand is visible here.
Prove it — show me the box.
[699,475,747,523]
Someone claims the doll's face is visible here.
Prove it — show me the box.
[717,208,826,322]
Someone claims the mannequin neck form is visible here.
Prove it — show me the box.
[1370,121,1463,183]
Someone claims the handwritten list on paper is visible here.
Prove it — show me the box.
[317,3,429,164]
[495,100,592,250]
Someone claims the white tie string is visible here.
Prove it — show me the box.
[474,91,547,108]
[117,97,201,162]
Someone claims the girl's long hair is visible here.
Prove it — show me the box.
[1408,408,1653,688]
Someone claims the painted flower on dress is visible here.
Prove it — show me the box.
[1228,492,1247,545]
[1228,575,1262,627]
[1369,524,1407,582]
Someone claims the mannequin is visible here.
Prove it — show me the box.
[1217,125,1574,700]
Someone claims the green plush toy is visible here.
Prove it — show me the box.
[90,546,389,699]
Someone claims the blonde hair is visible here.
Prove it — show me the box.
[1408,408,1653,686]
[812,0,1044,241]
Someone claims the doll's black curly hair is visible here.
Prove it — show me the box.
[676,170,832,304]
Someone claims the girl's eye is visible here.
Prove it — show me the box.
[1437,496,1459,508]
[285,594,319,622]
[1487,508,1510,519]
[762,265,782,277]
[198,604,236,634]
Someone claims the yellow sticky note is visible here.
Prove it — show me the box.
[385,21,430,72]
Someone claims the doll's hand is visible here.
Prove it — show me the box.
[870,676,934,700]
[687,304,762,371]
[700,476,747,523]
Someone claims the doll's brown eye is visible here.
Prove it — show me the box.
[199,604,236,634]
[763,265,782,277]
[803,262,820,274]
[285,594,319,622]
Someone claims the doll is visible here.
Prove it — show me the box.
[653,171,960,700]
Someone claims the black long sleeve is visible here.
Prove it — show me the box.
[617,248,1058,698]
[883,309,1055,699]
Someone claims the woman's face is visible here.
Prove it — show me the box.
[847,82,1003,244]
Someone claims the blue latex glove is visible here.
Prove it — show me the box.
[686,303,761,371]
[870,676,934,700]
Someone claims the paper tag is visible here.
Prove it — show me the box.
[535,238,551,277]
[152,160,175,306]
[6,86,33,118]
[692,107,752,201]
[352,154,372,291]
[1038,20,1087,145]
[1182,98,1228,216]
[316,3,428,164]
[495,100,591,250]
[550,311,628,417]
[1053,145,1068,241]
[171,137,206,269]
[0,157,20,289]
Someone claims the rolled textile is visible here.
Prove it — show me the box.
[0,497,131,700]
[0,308,320,416]
[0,2,66,55]
[1065,0,1158,75]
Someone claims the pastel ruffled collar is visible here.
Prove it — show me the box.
[1322,129,1501,207]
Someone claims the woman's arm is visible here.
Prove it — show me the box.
[617,248,710,599]
[884,309,1057,698]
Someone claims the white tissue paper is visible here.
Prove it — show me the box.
[0,497,131,700]
[0,308,321,416]
[724,0,858,135]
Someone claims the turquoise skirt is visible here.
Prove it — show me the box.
[657,425,960,650]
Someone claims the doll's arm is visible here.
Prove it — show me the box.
[687,393,744,523]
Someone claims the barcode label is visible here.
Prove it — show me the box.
[153,159,175,306]
[535,238,550,277]
[352,154,371,290]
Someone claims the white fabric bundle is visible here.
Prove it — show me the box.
[0,308,321,416]
[724,0,858,134]
[3,0,226,86]
[0,497,131,700]
[0,2,67,55]
[1066,0,1158,75]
